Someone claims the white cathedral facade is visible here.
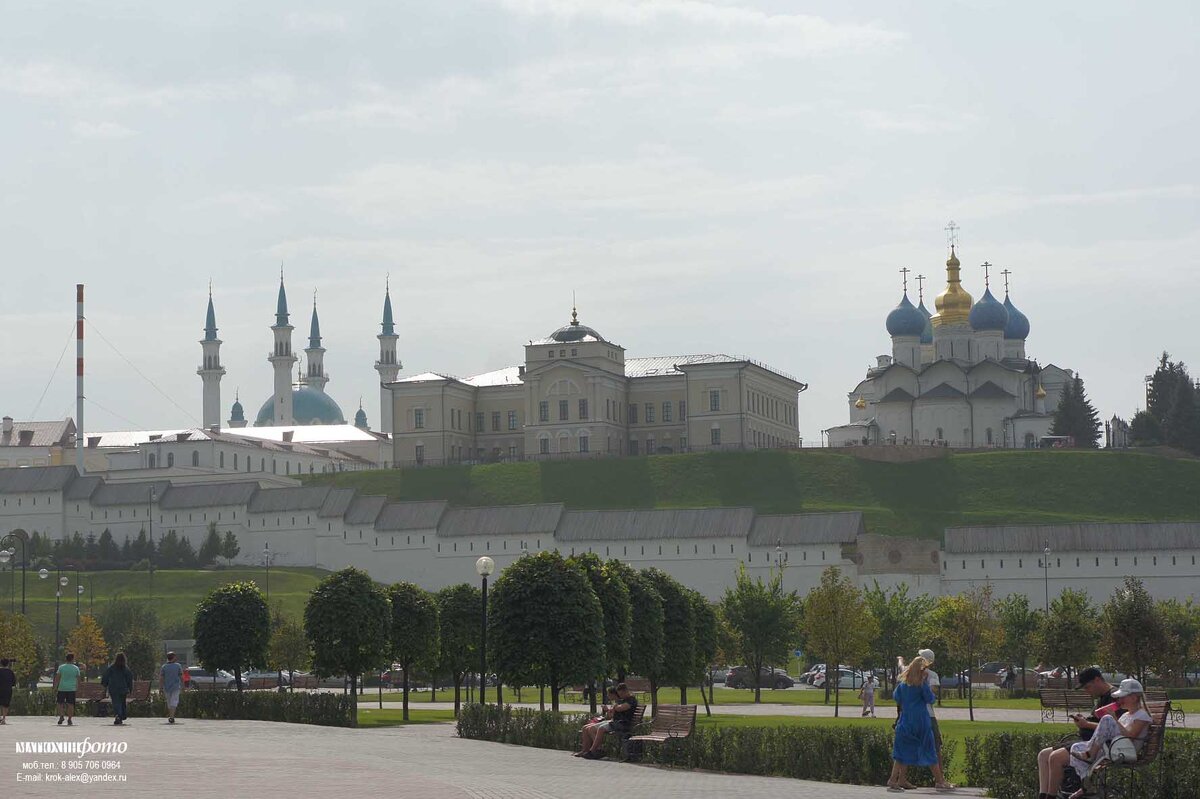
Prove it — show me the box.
[826,246,1074,449]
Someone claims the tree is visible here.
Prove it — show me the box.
[0,609,39,687]
[97,529,119,561]
[1037,588,1101,678]
[568,553,632,708]
[1100,577,1165,683]
[268,619,312,688]
[995,593,1041,692]
[198,524,222,567]
[1153,599,1200,687]
[97,596,160,649]
[723,564,802,704]
[1147,352,1191,423]
[641,568,696,708]
[688,589,718,715]
[488,551,604,711]
[304,567,391,720]
[864,581,934,691]
[220,531,240,566]
[388,582,440,721]
[607,561,663,683]
[1129,410,1162,447]
[193,580,271,690]
[926,586,1000,720]
[65,614,109,679]
[801,566,877,716]
[178,535,198,568]
[1050,374,1102,447]
[435,583,481,716]
[120,629,159,680]
[1164,378,1200,453]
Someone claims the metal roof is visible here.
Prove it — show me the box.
[945,522,1200,553]
[159,482,259,510]
[248,485,332,513]
[556,508,755,541]
[227,425,385,444]
[64,475,104,501]
[919,382,966,400]
[748,512,864,546]
[438,504,564,537]
[463,367,523,387]
[91,480,173,507]
[969,381,1015,400]
[319,487,357,518]
[345,495,389,526]
[0,419,76,448]
[375,500,449,531]
[0,465,78,493]
[877,387,915,403]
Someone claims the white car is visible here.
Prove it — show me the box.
[185,666,237,689]
[812,668,866,690]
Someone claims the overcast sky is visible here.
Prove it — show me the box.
[2,1,1197,444]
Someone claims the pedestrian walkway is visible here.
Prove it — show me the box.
[6,718,986,798]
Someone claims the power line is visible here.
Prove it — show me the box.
[85,397,144,430]
[29,322,78,419]
[86,319,201,426]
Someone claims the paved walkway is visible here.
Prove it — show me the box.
[3,718,984,798]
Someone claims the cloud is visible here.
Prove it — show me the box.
[858,106,980,134]
[71,120,137,139]
[285,11,348,34]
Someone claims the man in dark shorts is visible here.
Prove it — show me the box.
[0,658,16,725]
[579,683,638,759]
[1035,667,1119,799]
[54,652,82,726]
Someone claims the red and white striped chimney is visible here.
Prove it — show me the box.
[76,283,85,473]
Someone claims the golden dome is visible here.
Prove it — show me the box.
[1035,383,1047,399]
[932,246,973,327]
[854,396,867,409]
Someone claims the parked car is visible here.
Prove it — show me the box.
[243,669,290,686]
[185,666,237,689]
[812,668,866,690]
[939,672,972,689]
[726,666,794,690]
[709,667,730,685]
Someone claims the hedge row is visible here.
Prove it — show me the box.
[6,689,355,727]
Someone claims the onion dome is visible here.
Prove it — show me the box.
[1035,383,1047,399]
[932,248,973,327]
[1003,295,1030,340]
[230,395,245,423]
[885,293,926,337]
[969,287,1009,331]
[916,299,933,344]
[354,405,368,429]
[854,396,867,409]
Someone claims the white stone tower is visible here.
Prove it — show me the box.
[269,273,297,425]
[375,282,401,434]
[197,288,226,430]
[304,293,329,393]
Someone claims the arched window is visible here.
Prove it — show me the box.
[1024,432,1036,448]
[167,452,175,467]
[985,428,993,445]
[191,450,200,467]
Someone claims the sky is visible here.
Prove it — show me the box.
[1,0,1197,445]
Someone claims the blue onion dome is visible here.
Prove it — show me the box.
[230,397,245,423]
[1003,294,1030,340]
[254,387,346,426]
[354,406,368,429]
[885,293,926,337]
[968,287,1008,331]
[916,299,933,344]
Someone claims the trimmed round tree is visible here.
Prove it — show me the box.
[304,567,391,717]
[193,580,270,689]
[568,553,632,707]
[607,560,664,684]
[489,551,603,711]
[435,583,481,716]
[641,568,695,709]
[388,582,440,721]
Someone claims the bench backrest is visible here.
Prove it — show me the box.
[1143,689,1169,704]
[76,682,105,700]
[1137,701,1170,766]
[246,677,280,690]
[131,680,152,700]
[1038,688,1093,710]
[649,704,696,736]
[291,675,319,690]
[623,677,651,693]
[1041,677,1071,690]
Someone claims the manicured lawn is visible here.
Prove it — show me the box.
[356,708,458,728]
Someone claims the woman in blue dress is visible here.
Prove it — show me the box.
[889,656,954,791]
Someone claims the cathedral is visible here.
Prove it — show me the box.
[197,275,402,433]
[826,239,1074,449]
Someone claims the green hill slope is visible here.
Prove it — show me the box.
[310,449,1200,540]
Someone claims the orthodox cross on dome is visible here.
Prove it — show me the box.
[899,266,911,293]
[981,261,992,288]
[944,220,960,251]
[1001,268,1012,295]
[916,273,926,302]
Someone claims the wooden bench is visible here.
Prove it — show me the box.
[1039,689,1095,722]
[628,704,697,750]
[245,676,285,691]
[291,674,319,690]
[1084,701,1171,799]
[78,680,153,717]
[611,704,648,760]
[1143,689,1185,727]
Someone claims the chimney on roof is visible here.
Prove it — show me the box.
[176,432,189,442]
[282,430,294,442]
[518,365,525,378]
[87,436,100,448]
[2,416,12,435]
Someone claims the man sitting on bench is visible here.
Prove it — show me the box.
[576,683,637,760]
[1036,667,1120,799]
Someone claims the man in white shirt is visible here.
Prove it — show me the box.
[918,648,943,768]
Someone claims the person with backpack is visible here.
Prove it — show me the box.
[101,652,135,726]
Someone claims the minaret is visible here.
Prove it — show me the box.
[304,292,329,393]
[375,280,402,434]
[269,272,298,425]
[197,286,226,430]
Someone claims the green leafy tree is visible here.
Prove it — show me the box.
[220,531,240,566]
[1100,577,1165,682]
[198,524,222,567]
[995,593,1042,692]
[641,568,696,707]
[801,566,877,716]
[1153,599,1200,687]
[97,596,160,649]
[157,531,180,568]
[304,567,391,720]
[688,589,718,714]
[1129,410,1162,447]
[607,561,664,683]
[1050,374,1102,447]
[488,551,603,711]
[434,583,481,715]
[65,614,109,679]
[0,609,39,687]
[1147,352,1191,423]
[568,553,632,706]
[863,581,934,691]
[119,629,160,681]
[97,529,119,561]
[926,585,1001,720]
[178,535,198,568]
[268,619,312,688]
[193,580,271,689]
[1037,588,1101,679]
[388,582,440,721]
[723,564,802,704]
[1164,378,1200,453]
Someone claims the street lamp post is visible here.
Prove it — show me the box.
[0,548,12,614]
[475,557,494,705]
[0,530,29,613]
[148,486,156,601]
[1043,543,1051,615]
[264,542,272,605]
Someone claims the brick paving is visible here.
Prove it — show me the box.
[2,718,985,798]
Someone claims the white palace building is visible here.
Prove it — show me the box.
[3,465,1198,602]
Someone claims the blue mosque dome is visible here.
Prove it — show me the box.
[968,287,1008,332]
[254,387,346,426]
[1003,294,1030,340]
[354,406,368,429]
[230,396,245,423]
[885,294,926,337]
[916,299,933,344]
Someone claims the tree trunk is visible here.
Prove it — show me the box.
[967,649,975,722]
[617,669,626,683]
[402,665,410,721]
[588,680,597,714]
[539,685,545,711]
[680,685,688,705]
[288,668,294,693]
[551,677,560,712]
[454,674,462,717]
[700,675,711,717]
[650,677,659,715]
[431,675,437,703]
[496,681,504,706]
[350,674,359,726]
[834,677,840,717]
[235,667,243,691]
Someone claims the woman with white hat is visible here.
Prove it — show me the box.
[1062,678,1152,799]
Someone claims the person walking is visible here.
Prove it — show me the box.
[0,658,16,725]
[160,652,184,724]
[54,652,82,726]
[887,655,954,792]
[859,674,877,717]
[101,652,135,726]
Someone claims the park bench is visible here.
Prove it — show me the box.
[609,704,648,760]
[77,680,153,717]
[245,676,285,691]
[627,704,696,756]
[1142,689,1185,727]
[1066,700,1171,799]
[1039,688,1095,723]
[291,674,319,690]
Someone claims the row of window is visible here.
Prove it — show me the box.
[747,389,793,424]
[147,450,334,475]
[413,408,521,432]
[947,554,1199,570]
[628,401,686,425]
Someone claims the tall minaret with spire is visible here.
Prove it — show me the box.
[197,286,226,430]
[304,291,329,393]
[375,280,401,434]
[269,271,298,425]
